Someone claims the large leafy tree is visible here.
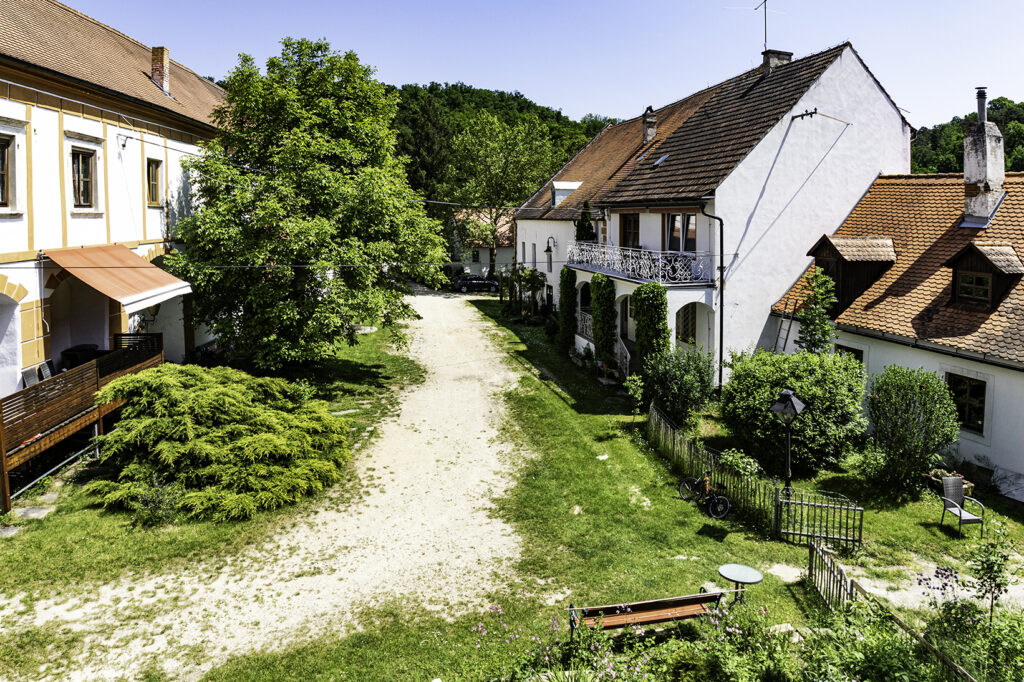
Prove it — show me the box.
[444,111,555,274]
[912,96,1024,173]
[170,39,446,370]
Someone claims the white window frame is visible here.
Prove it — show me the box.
[0,115,29,217]
[146,157,163,206]
[942,363,994,444]
[64,131,105,217]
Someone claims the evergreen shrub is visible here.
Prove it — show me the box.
[590,273,617,362]
[557,267,577,352]
[795,267,838,353]
[642,346,714,429]
[632,282,670,366]
[865,365,961,492]
[84,364,349,524]
[721,349,866,475]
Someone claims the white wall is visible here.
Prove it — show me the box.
[840,330,1024,500]
[0,298,20,395]
[714,46,911,364]
[49,277,109,365]
[515,218,575,301]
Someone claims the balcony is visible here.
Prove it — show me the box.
[0,333,164,511]
[566,242,715,285]
[577,310,594,341]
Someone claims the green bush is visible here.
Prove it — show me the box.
[721,350,866,475]
[718,448,762,477]
[642,346,714,429]
[557,267,577,352]
[632,282,670,367]
[84,364,349,523]
[866,365,960,492]
[590,273,617,363]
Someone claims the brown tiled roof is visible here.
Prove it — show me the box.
[946,241,1024,275]
[516,89,713,221]
[0,0,223,128]
[808,235,896,262]
[775,173,1024,365]
[456,210,515,248]
[602,43,850,204]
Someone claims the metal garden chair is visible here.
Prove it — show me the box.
[940,476,985,538]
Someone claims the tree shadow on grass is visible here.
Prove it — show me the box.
[696,523,731,542]
[468,299,630,418]
[812,473,915,511]
[283,357,395,400]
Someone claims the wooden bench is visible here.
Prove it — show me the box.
[568,590,725,639]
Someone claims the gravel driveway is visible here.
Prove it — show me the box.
[0,291,524,680]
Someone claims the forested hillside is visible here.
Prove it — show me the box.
[393,82,614,207]
[912,96,1024,173]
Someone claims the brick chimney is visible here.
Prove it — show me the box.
[963,87,1005,227]
[151,46,170,94]
[642,106,656,144]
[762,49,793,73]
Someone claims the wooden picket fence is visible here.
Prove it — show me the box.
[808,541,856,611]
[647,404,864,548]
[807,541,979,682]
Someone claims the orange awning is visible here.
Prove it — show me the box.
[44,244,192,314]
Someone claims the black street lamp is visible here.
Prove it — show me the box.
[769,388,805,493]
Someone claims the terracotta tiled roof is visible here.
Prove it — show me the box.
[775,173,1024,365]
[807,235,896,262]
[456,210,514,248]
[602,43,850,204]
[516,89,713,221]
[0,0,223,128]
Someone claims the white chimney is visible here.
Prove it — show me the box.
[963,87,1005,227]
[151,46,170,94]
[642,106,656,145]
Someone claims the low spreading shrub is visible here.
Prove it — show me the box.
[84,364,349,524]
[721,349,866,475]
[642,346,714,430]
[865,365,960,492]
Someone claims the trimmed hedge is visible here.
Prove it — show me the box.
[721,350,866,475]
[84,364,349,524]
[633,282,670,366]
[590,273,617,362]
[557,267,577,352]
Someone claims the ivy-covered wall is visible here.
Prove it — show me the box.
[632,282,670,367]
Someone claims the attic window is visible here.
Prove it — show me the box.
[956,271,991,305]
[653,154,669,166]
[551,181,582,208]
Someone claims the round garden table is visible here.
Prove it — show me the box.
[718,563,763,603]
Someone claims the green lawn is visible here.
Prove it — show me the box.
[0,328,425,601]
[205,300,818,681]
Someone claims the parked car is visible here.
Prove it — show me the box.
[452,274,499,293]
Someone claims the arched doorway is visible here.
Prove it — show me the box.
[578,281,591,310]
[49,277,109,369]
[0,296,20,395]
[675,302,714,351]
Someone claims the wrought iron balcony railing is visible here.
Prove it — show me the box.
[567,242,714,285]
[577,310,594,341]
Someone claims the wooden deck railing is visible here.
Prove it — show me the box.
[0,333,164,511]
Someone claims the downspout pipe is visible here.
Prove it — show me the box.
[700,202,725,388]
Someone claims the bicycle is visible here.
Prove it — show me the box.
[678,470,731,519]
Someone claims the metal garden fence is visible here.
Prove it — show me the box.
[647,403,864,548]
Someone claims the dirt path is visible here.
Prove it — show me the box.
[0,292,524,681]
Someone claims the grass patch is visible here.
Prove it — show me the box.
[204,298,816,680]
[0,622,85,680]
[0,329,423,599]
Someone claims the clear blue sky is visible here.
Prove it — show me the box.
[73,0,1023,128]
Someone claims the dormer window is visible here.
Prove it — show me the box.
[806,235,895,314]
[551,181,582,208]
[956,271,991,305]
[944,241,1023,311]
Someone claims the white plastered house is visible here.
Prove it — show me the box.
[515,43,910,380]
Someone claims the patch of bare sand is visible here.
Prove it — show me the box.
[0,292,525,681]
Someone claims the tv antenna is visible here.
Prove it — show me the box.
[755,0,769,51]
